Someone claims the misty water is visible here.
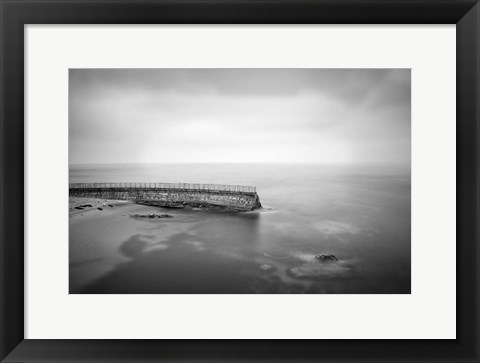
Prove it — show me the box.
[69,163,410,294]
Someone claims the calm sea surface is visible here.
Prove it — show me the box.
[69,163,411,294]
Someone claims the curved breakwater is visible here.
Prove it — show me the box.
[69,182,262,211]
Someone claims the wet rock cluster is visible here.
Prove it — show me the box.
[314,254,338,262]
[130,213,173,219]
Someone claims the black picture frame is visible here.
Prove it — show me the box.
[1,0,479,362]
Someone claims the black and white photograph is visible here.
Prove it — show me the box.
[69,68,411,294]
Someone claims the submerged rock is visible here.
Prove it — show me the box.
[259,264,274,271]
[288,259,350,279]
[314,254,338,262]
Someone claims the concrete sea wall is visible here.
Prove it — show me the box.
[69,183,262,211]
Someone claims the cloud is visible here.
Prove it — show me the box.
[69,69,410,165]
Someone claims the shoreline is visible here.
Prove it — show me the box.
[69,196,131,216]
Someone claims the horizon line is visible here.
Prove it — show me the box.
[69,161,411,166]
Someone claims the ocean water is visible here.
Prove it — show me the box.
[69,163,411,294]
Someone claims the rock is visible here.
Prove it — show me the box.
[131,213,173,219]
[97,207,103,211]
[130,214,146,218]
[314,254,338,262]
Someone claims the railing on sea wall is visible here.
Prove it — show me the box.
[69,182,256,193]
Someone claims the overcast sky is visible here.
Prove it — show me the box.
[69,68,410,165]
